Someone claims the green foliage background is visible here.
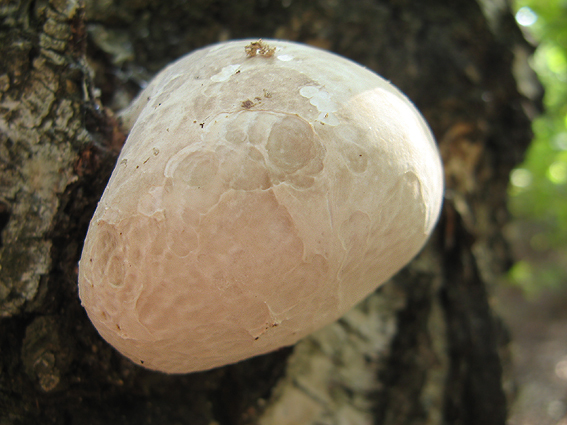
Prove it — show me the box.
[509,0,567,295]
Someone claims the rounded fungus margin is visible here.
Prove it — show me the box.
[78,39,444,374]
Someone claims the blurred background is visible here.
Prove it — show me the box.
[499,0,567,423]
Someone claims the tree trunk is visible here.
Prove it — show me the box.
[0,0,538,424]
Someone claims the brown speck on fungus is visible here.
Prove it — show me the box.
[241,99,255,109]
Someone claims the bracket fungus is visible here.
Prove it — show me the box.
[78,39,444,374]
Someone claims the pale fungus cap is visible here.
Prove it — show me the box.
[78,39,444,374]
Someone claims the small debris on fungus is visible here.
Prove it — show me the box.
[245,39,276,57]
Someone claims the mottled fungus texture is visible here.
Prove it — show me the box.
[78,39,444,374]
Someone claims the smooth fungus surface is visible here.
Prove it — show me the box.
[78,39,444,374]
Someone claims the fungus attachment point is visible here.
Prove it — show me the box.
[78,39,444,374]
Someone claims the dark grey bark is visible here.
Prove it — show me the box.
[0,0,539,424]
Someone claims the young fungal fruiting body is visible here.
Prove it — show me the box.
[78,39,444,374]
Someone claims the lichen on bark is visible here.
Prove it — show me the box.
[0,0,90,317]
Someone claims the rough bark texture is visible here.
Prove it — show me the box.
[0,0,539,424]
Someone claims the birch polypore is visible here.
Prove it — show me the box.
[78,39,444,374]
